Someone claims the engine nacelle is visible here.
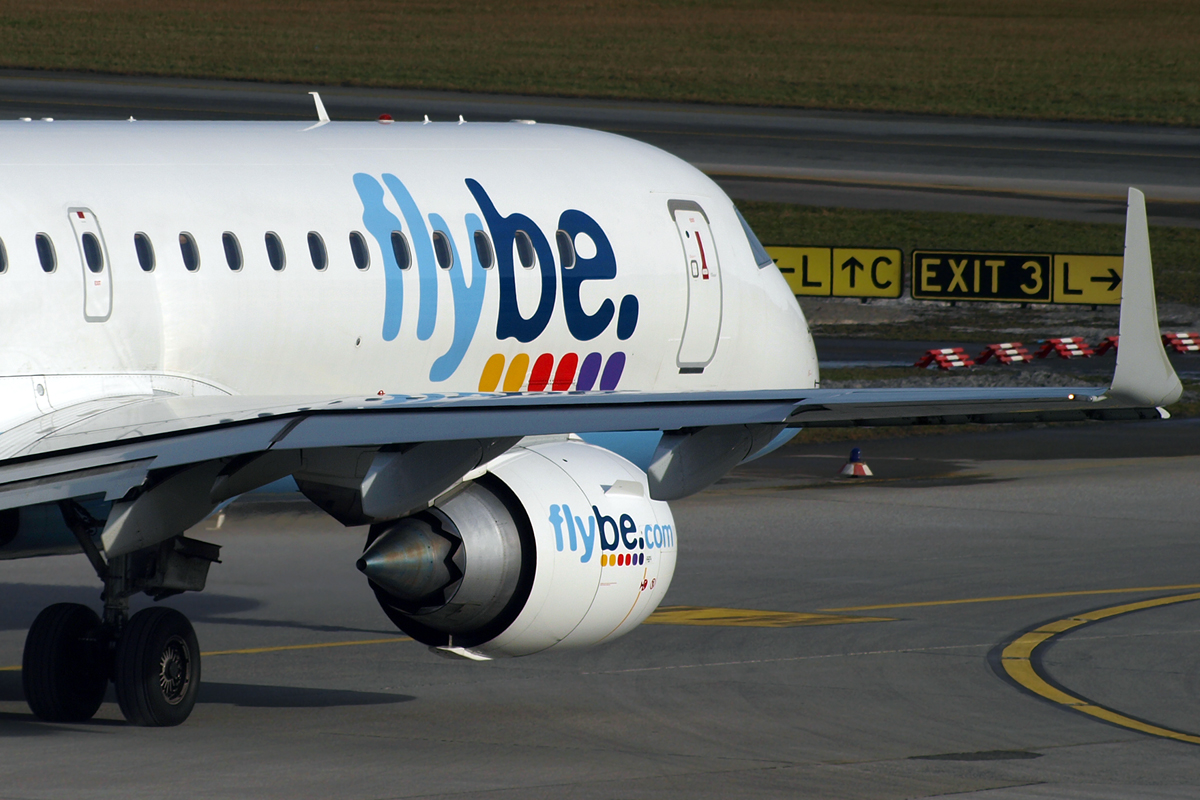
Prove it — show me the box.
[359,440,677,658]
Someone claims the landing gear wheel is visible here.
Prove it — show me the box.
[114,607,200,727]
[22,603,108,722]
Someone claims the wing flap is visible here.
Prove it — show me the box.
[782,386,1160,427]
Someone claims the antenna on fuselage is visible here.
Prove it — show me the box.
[309,92,330,123]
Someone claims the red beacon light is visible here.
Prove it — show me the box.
[377,114,394,124]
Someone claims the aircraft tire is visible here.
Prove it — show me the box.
[22,603,108,723]
[114,607,200,727]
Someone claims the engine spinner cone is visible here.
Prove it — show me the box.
[358,517,462,606]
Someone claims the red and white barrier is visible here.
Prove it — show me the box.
[1093,335,1119,356]
[1163,332,1200,353]
[976,342,1032,364]
[914,347,975,370]
[1035,337,1094,359]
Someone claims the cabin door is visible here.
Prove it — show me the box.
[670,200,722,370]
[68,208,112,322]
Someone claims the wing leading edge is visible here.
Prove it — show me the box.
[0,189,1179,510]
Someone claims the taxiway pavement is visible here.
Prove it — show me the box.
[1,69,1197,227]
[2,421,1200,798]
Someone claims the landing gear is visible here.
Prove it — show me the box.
[22,507,218,727]
[114,607,200,727]
[22,599,204,727]
[22,603,108,722]
[23,604,202,727]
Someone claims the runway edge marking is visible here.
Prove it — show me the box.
[992,591,1200,746]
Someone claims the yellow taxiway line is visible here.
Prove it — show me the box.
[644,606,892,627]
[824,583,1200,612]
[1001,591,1200,746]
[0,636,415,671]
[3,584,1198,672]
[201,637,413,656]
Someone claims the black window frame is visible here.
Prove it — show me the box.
[555,229,575,270]
[349,231,371,270]
[81,232,104,273]
[179,232,200,272]
[265,231,286,272]
[391,230,412,270]
[35,233,56,273]
[308,232,328,271]
[431,230,454,270]
[134,232,155,272]
[223,232,243,271]
[735,206,775,269]
[514,230,535,269]
[474,230,494,270]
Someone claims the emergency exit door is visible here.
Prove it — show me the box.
[68,208,112,322]
[670,200,722,369]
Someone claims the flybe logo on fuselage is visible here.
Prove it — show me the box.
[548,504,675,565]
[353,174,640,383]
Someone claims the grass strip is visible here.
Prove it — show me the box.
[0,1,1197,125]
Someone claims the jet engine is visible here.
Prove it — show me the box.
[358,440,677,658]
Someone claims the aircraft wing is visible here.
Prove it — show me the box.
[0,189,1180,513]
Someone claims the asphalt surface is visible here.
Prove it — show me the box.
[2,69,1198,228]
[3,421,1200,798]
[3,70,1200,796]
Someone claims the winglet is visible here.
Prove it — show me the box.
[1107,188,1182,406]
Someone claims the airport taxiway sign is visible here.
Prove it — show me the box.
[767,246,901,299]
[831,248,903,298]
[912,251,1053,303]
[1053,254,1123,305]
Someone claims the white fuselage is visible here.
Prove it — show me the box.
[0,120,816,426]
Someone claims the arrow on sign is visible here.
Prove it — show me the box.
[841,256,864,288]
[1090,268,1121,292]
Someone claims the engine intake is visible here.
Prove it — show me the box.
[360,475,534,646]
[359,440,677,658]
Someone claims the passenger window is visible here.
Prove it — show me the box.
[222,232,242,271]
[134,232,155,271]
[0,237,8,273]
[349,231,370,270]
[431,231,453,269]
[514,230,535,269]
[265,232,285,271]
[391,231,411,270]
[35,233,56,273]
[308,232,328,270]
[556,230,575,269]
[81,232,104,273]
[474,230,494,269]
[179,233,200,272]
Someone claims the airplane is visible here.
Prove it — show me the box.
[0,94,1181,727]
